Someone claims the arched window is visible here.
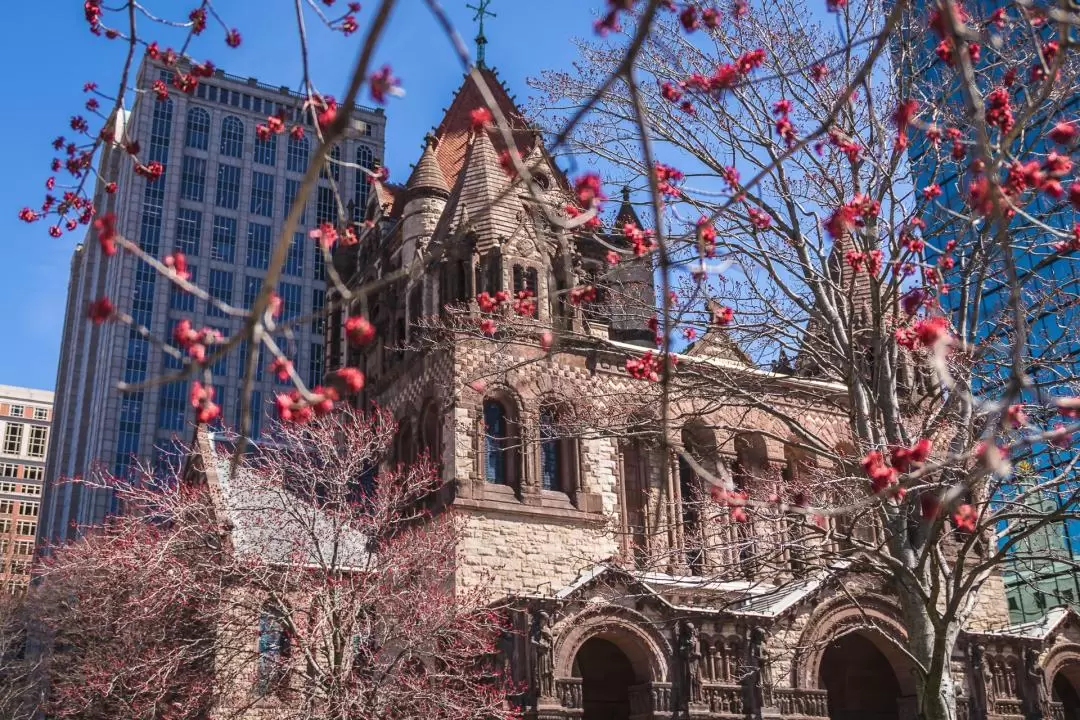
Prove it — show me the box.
[256,607,290,694]
[321,144,341,180]
[621,439,650,567]
[185,106,210,150]
[483,399,519,489]
[286,132,309,173]
[219,116,244,158]
[513,265,540,317]
[539,405,579,497]
[679,423,718,576]
[393,420,415,466]
[733,432,769,489]
[484,400,508,485]
[355,145,374,221]
[419,400,442,468]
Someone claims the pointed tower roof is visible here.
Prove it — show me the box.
[429,68,539,190]
[405,135,450,199]
[614,186,641,228]
[441,127,523,249]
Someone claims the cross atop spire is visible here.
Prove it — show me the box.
[466,0,496,68]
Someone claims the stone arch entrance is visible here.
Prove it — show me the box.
[1052,662,1080,720]
[573,637,637,720]
[819,632,904,720]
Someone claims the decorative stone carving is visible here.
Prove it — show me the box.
[1018,647,1049,720]
[967,644,992,720]
[742,626,773,719]
[675,619,703,711]
[529,609,555,707]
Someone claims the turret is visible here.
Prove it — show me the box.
[402,135,450,266]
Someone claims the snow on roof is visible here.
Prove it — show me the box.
[978,606,1074,640]
[552,561,841,618]
[200,430,371,570]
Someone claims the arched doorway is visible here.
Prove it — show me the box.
[573,638,636,720]
[1053,664,1080,720]
[820,633,902,720]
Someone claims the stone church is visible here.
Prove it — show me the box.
[325,67,1080,720]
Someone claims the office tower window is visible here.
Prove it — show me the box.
[247,223,272,270]
[169,266,198,312]
[287,132,309,173]
[316,186,338,225]
[284,178,308,225]
[354,145,374,220]
[278,282,302,321]
[211,216,237,263]
[175,208,202,255]
[149,98,173,164]
[243,276,262,309]
[308,344,324,389]
[207,269,235,318]
[180,155,206,202]
[284,235,304,277]
[185,106,210,150]
[220,116,245,158]
[250,171,275,217]
[254,134,277,166]
[311,288,325,334]
[215,163,241,210]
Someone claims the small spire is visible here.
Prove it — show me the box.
[466,0,496,68]
[621,185,631,202]
[405,134,449,197]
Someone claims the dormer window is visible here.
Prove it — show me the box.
[534,172,550,190]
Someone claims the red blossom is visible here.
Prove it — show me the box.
[747,207,771,230]
[861,450,898,494]
[369,65,400,105]
[309,223,339,249]
[335,367,366,393]
[626,351,664,382]
[952,504,977,533]
[189,7,207,33]
[164,251,190,280]
[135,161,164,181]
[1049,121,1077,145]
[568,285,597,305]
[18,207,38,223]
[190,382,221,424]
[680,6,699,31]
[479,318,498,336]
[712,305,734,326]
[87,296,114,324]
[345,316,376,346]
[270,357,293,382]
[573,172,606,210]
[470,107,492,131]
[653,162,684,198]
[225,28,241,47]
[342,14,359,35]
[94,212,117,255]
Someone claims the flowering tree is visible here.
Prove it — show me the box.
[0,595,38,720]
[17,1,1080,719]
[517,2,1080,719]
[30,407,514,720]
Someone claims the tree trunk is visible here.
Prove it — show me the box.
[898,586,959,720]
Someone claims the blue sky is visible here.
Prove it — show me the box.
[1,0,596,391]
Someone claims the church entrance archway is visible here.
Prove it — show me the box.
[819,632,904,720]
[573,637,636,720]
[1053,662,1080,720]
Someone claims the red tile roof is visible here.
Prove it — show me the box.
[429,68,537,190]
